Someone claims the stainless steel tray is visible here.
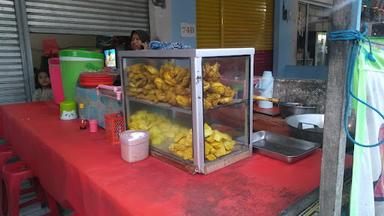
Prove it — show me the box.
[250,131,320,163]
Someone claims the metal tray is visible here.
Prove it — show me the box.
[250,131,320,163]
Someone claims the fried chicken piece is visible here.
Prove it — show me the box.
[176,95,191,107]
[203,62,221,82]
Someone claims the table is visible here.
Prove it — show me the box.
[0,102,329,216]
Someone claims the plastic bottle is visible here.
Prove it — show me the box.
[59,100,77,120]
[78,103,88,129]
[89,119,98,133]
[258,71,274,109]
[78,103,85,119]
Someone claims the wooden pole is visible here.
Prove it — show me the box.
[319,0,353,215]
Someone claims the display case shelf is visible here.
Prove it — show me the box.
[203,99,245,112]
[128,96,192,114]
[129,96,246,115]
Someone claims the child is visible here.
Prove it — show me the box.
[32,69,53,101]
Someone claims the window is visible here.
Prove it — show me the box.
[296,2,330,66]
[197,0,274,49]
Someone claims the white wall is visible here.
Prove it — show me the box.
[30,33,96,70]
[149,0,172,42]
[148,0,196,47]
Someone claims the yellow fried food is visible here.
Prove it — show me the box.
[203,81,210,92]
[179,74,190,88]
[219,97,233,104]
[143,83,155,90]
[203,62,221,82]
[129,111,189,147]
[163,71,177,86]
[175,85,190,96]
[128,73,148,88]
[204,123,213,137]
[204,99,214,110]
[127,63,145,73]
[159,62,174,77]
[174,67,190,84]
[126,61,235,110]
[176,95,191,107]
[206,154,217,161]
[160,62,191,87]
[209,82,226,94]
[154,89,167,102]
[223,86,236,97]
[154,77,165,89]
[144,65,159,75]
[166,90,177,105]
[168,121,237,161]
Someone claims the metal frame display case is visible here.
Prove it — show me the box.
[118,48,254,174]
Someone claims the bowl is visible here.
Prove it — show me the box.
[279,102,318,118]
[285,114,324,144]
[285,113,356,148]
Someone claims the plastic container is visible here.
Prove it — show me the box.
[78,103,86,119]
[96,85,122,101]
[59,50,104,101]
[258,71,274,108]
[60,100,77,120]
[79,72,114,88]
[48,58,64,104]
[105,113,125,145]
[120,130,149,163]
[89,119,98,132]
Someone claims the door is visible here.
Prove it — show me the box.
[25,0,149,36]
[0,0,28,103]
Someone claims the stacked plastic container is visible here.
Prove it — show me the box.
[59,50,104,100]
[258,71,274,108]
[119,130,149,163]
[48,58,64,104]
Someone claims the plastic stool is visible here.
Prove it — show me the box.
[2,161,58,216]
[0,146,15,215]
[0,145,14,166]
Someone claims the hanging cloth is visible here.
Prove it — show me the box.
[350,38,384,216]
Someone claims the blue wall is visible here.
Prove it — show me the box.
[273,0,300,79]
[171,0,196,48]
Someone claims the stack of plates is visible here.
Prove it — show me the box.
[79,72,114,88]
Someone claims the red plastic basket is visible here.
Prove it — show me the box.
[105,113,126,145]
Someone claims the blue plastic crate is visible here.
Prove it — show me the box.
[75,86,123,128]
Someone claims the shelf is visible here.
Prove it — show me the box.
[204,99,245,112]
[128,97,192,114]
[128,97,246,115]
[128,97,247,114]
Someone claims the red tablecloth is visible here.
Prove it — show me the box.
[0,102,329,216]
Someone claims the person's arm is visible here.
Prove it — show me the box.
[141,41,148,50]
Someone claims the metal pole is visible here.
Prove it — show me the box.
[319,0,360,215]
[14,0,34,101]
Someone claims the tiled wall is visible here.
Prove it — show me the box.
[273,79,327,113]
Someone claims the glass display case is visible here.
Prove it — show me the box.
[118,48,254,174]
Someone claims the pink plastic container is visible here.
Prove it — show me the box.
[119,130,149,163]
[48,58,64,104]
[89,119,98,133]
